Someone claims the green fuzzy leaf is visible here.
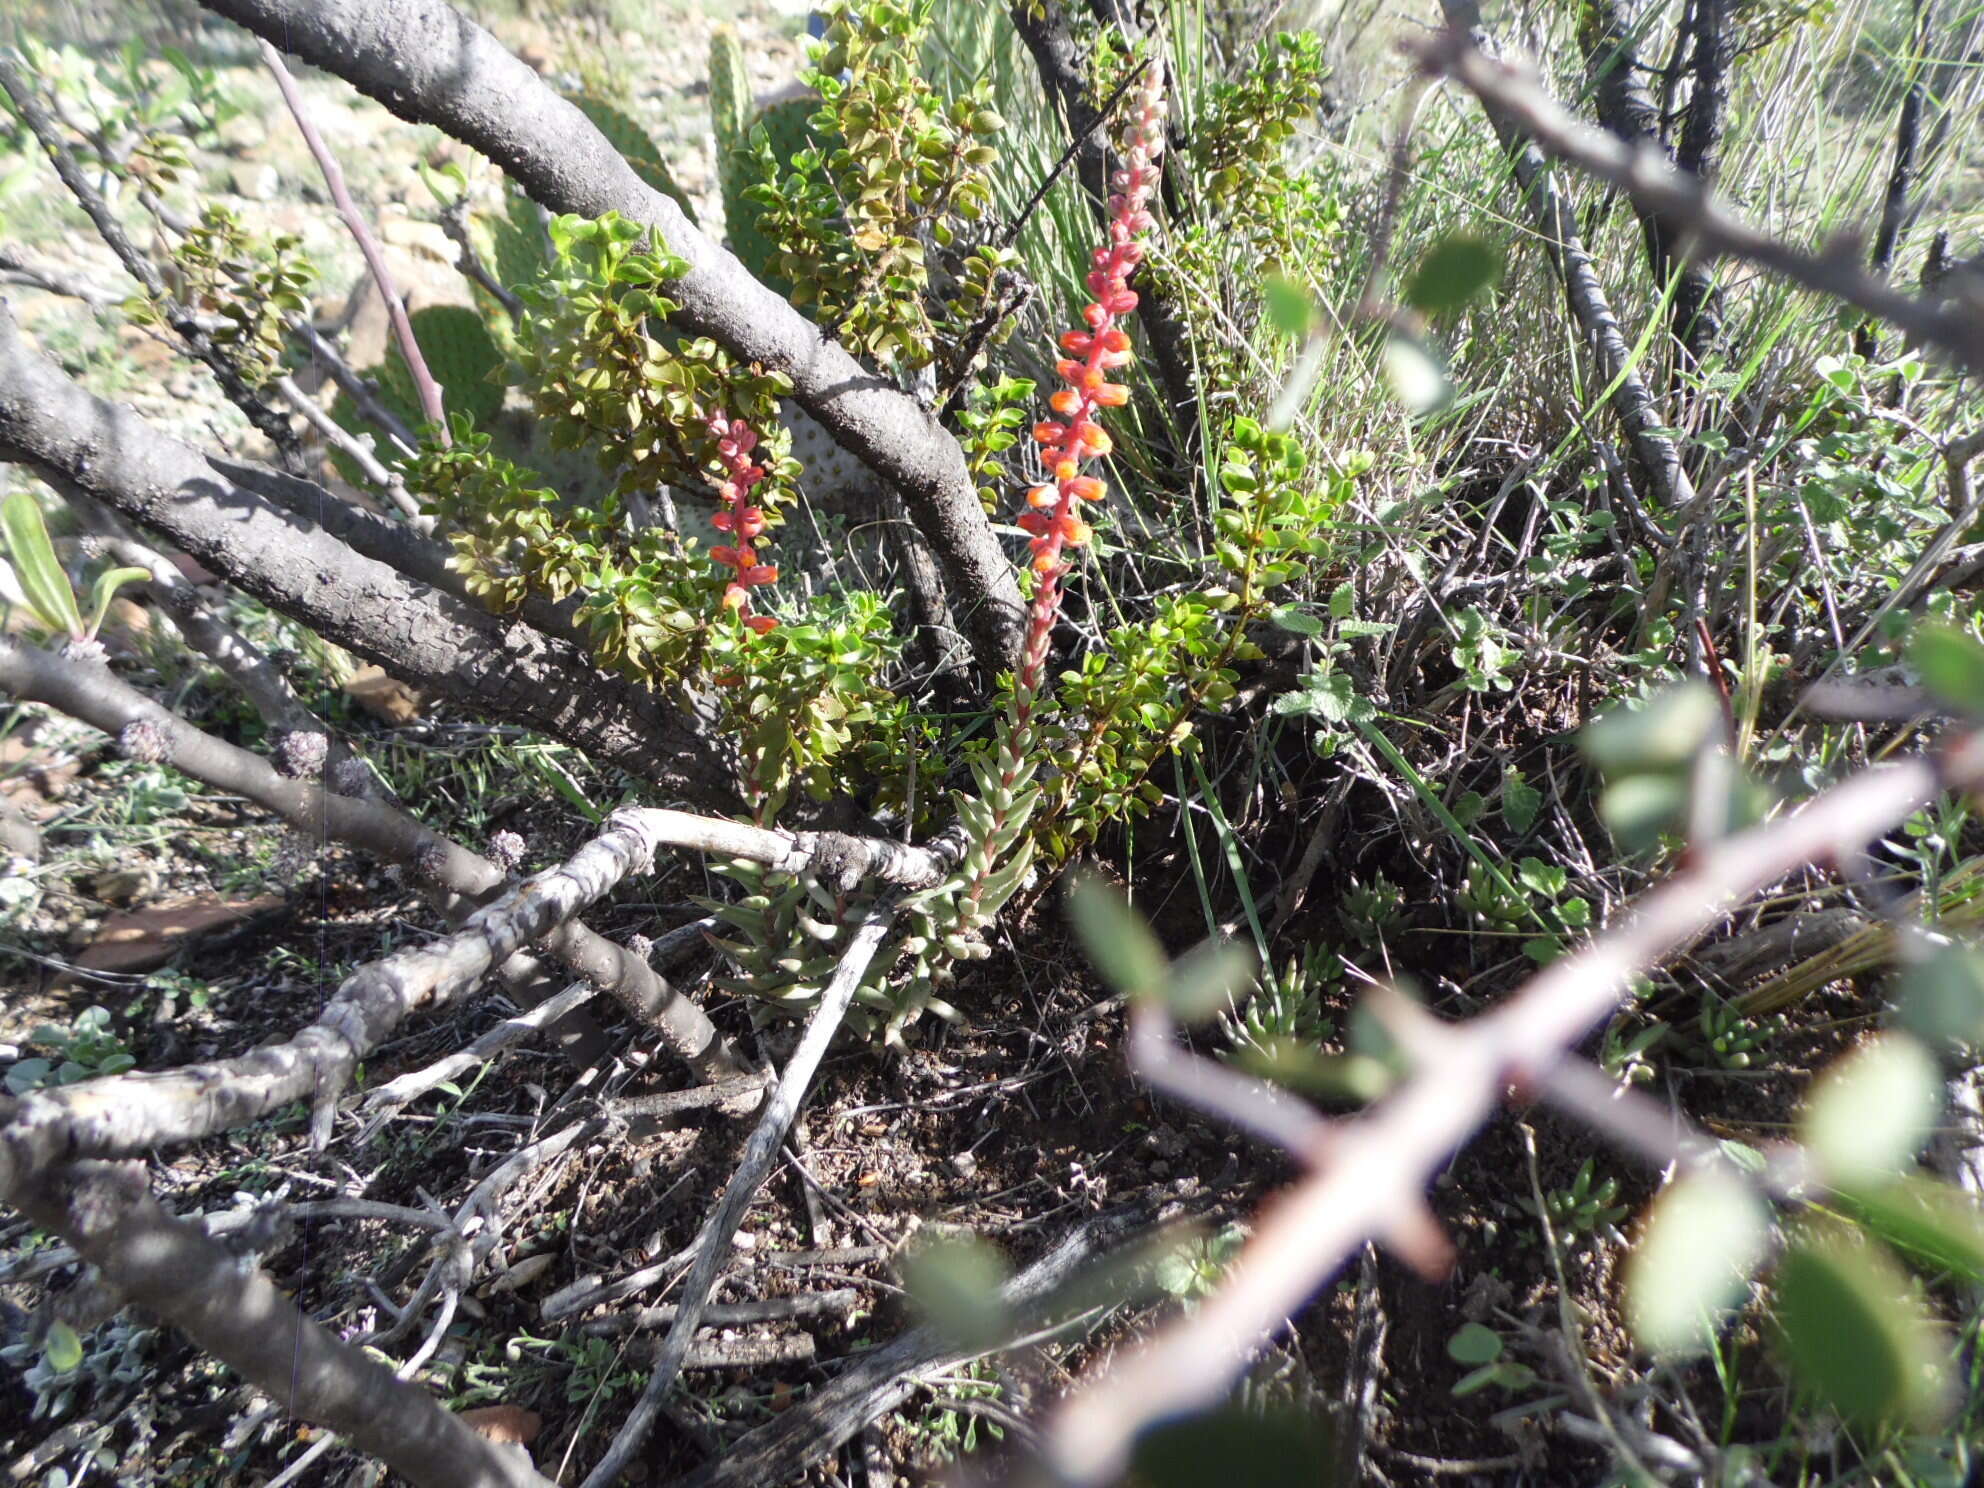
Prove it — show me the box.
[1404,234,1504,317]
[1164,940,1258,1026]
[1802,1033,1941,1187]
[1624,1171,1771,1356]
[1501,768,1541,835]
[1583,682,1722,778]
[901,1233,1009,1351]
[1910,621,1984,718]
[1774,1223,1950,1430]
[41,1320,83,1374]
[1836,1175,1984,1284]
[1066,871,1166,1002]
[1446,1322,1502,1365]
[1897,944,1984,1048]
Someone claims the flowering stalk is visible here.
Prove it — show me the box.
[706,409,779,636]
[921,60,1165,956]
[1007,60,1165,743]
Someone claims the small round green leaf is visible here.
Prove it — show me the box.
[1163,940,1258,1026]
[1404,234,1505,317]
[42,1320,83,1374]
[1446,1322,1503,1365]
[1909,621,1984,718]
[1582,682,1722,778]
[1836,1175,1984,1284]
[900,1233,1010,1353]
[1380,332,1450,415]
[1801,1033,1941,1187]
[1774,1223,1950,1430]
[1598,774,1688,853]
[1130,1406,1336,1488]
[1624,1171,1771,1356]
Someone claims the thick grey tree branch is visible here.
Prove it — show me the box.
[1044,740,1982,1483]
[195,0,1025,678]
[1578,0,1725,374]
[0,299,731,802]
[0,634,746,1081]
[12,1161,551,1488]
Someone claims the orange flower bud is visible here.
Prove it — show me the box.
[1093,382,1131,407]
[1049,388,1081,416]
[1066,475,1106,501]
[1027,484,1059,508]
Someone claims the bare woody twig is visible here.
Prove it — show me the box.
[583,909,897,1488]
[12,1161,551,1488]
[1407,26,1984,372]
[258,41,450,443]
[0,247,120,307]
[0,796,706,1201]
[0,631,746,1080]
[1043,741,1979,1483]
[363,981,601,1109]
[0,53,303,467]
[271,373,427,520]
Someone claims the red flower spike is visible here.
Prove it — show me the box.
[706,403,780,634]
[1003,59,1165,715]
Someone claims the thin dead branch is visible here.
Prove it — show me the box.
[259,40,450,442]
[11,1161,552,1488]
[1406,25,1984,372]
[584,909,897,1488]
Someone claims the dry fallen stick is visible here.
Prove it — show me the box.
[365,981,603,1110]
[0,799,693,1200]
[0,636,743,1077]
[12,1161,551,1488]
[1043,738,1982,1483]
[583,909,897,1488]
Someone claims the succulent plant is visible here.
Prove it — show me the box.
[568,91,696,223]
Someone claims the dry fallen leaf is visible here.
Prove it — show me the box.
[71,893,285,977]
[343,666,425,725]
[460,1404,542,1445]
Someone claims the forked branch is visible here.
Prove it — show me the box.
[1044,739,1982,1482]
